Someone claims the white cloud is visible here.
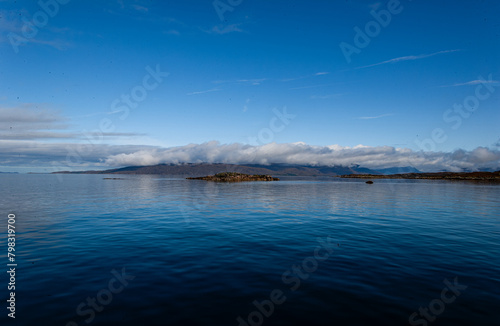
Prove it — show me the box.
[289,83,342,90]
[356,50,460,69]
[102,141,500,172]
[0,106,70,140]
[1,138,499,172]
[441,79,500,87]
[205,24,244,35]
[357,113,393,120]
[132,4,148,13]
[1,107,498,172]
[212,78,266,86]
[186,88,221,95]
[0,106,145,141]
[0,10,72,51]
[243,98,250,112]
[163,29,180,36]
[310,94,342,99]
[281,72,330,82]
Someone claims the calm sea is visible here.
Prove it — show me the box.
[0,174,499,326]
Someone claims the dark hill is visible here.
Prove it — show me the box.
[53,163,379,176]
[375,166,421,175]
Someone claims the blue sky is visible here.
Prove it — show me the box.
[1,0,499,172]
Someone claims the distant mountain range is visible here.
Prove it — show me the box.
[53,163,407,176]
[48,163,500,181]
[374,166,421,175]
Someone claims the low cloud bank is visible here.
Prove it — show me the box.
[2,106,498,172]
[1,139,499,172]
[104,141,500,172]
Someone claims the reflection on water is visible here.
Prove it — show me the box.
[0,174,499,326]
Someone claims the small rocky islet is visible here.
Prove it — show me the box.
[187,172,279,182]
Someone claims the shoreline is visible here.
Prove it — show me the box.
[339,171,500,181]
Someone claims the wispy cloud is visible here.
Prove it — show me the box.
[440,79,500,87]
[0,105,142,141]
[243,98,250,112]
[0,106,71,140]
[0,9,28,35]
[356,50,461,69]
[186,88,221,96]
[114,1,151,14]
[310,94,342,99]
[357,113,394,120]
[0,105,68,130]
[212,73,326,86]
[369,2,382,10]
[24,38,71,51]
[0,9,72,50]
[132,4,149,13]
[163,29,180,36]
[235,78,266,85]
[205,24,244,35]
[212,78,266,86]
[281,72,330,82]
[289,83,341,90]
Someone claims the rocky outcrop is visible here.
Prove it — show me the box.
[187,172,279,182]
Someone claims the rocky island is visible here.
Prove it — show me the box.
[187,172,279,182]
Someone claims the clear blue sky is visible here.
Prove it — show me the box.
[1,0,499,172]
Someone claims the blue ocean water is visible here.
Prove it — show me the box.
[0,174,499,326]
